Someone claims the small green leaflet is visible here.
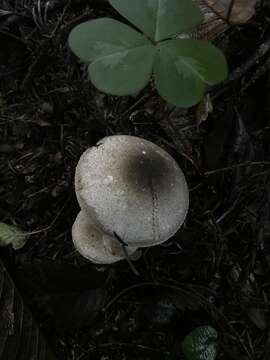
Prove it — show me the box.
[182,326,218,360]
[69,19,156,95]
[68,18,153,63]
[0,222,29,250]
[154,39,228,107]
[108,0,203,42]
[89,44,156,95]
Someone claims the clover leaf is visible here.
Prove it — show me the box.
[182,326,219,360]
[68,0,228,108]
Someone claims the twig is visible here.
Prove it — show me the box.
[204,161,270,176]
[18,196,71,236]
[165,113,202,174]
[50,0,71,37]
[241,55,270,93]
[77,342,170,360]
[21,0,71,88]
[226,36,270,83]
[226,0,235,22]
[0,30,26,44]
[122,245,140,277]
[113,231,127,246]
[114,232,140,276]
[102,282,202,312]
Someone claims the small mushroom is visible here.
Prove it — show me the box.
[72,135,189,264]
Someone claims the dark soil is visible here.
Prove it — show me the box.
[0,1,270,359]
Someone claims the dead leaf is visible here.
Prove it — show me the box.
[204,0,257,24]
[0,222,29,250]
[247,307,267,330]
[196,94,213,126]
[13,260,108,332]
[55,289,107,332]
[0,260,55,359]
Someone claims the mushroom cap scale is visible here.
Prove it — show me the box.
[75,135,189,248]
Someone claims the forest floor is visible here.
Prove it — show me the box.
[0,1,270,359]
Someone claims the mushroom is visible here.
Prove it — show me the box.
[72,135,189,264]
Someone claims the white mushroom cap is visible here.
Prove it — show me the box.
[74,135,189,259]
[72,211,138,264]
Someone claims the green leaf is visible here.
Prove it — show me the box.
[69,18,156,95]
[154,39,228,107]
[182,326,218,360]
[109,0,203,42]
[0,222,29,250]
[88,44,156,95]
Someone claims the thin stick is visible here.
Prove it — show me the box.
[204,161,270,176]
[122,245,140,277]
[114,232,140,276]
[226,0,235,22]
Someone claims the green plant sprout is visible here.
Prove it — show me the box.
[68,0,228,108]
